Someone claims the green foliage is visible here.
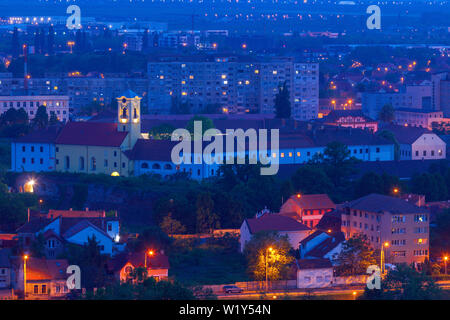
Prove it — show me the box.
[186,115,214,138]
[0,182,37,230]
[127,226,173,254]
[361,264,443,300]
[32,105,49,129]
[335,233,377,276]
[87,278,196,300]
[378,103,395,123]
[411,172,448,201]
[291,165,333,195]
[149,123,176,140]
[353,172,400,198]
[169,237,248,286]
[274,81,291,119]
[243,231,294,281]
[377,129,400,160]
[196,192,220,233]
[159,213,186,234]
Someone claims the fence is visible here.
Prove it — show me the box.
[203,280,297,293]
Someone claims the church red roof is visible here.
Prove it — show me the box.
[55,122,127,147]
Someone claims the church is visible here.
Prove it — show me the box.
[12,90,144,177]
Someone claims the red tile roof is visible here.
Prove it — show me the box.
[26,258,69,281]
[14,126,61,144]
[290,194,336,210]
[297,258,332,270]
[245,215,310,233]
[55,122,127,147]
[47,209,106,219]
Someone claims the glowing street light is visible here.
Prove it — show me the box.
[381,242,389,274]
[144,250,155,269]
[265,247,275,292]
[23,254,28,299]
[444,256,448,275]
[296,193,302,199]
[392,187,400,195]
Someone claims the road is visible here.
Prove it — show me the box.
[217,281,450,300]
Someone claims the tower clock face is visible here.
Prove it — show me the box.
[122,98,127,104]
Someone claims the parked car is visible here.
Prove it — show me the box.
[222,285,243,294]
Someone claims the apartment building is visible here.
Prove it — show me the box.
[341,194,429,265]
[0,73,147,115]
[147,56,319,120]
[394,108,449,130]
[432,72,450,117]
[0,95,69,122]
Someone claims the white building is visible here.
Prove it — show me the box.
[296,259,334,289]
[11,126,60,172]
[384,125,446,160]
[394,108,448,130]
[0,95,69,122]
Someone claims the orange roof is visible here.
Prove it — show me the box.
[26,258,68,281]
[245,215,310,234]
[290,194,336,210]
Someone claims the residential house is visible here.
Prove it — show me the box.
[296,258,333,289]
[108,251,170,282]
[341,193,430,265]
[279,194,336,229]
[298,230,344,261]
[16,210,121,256]
[240,214,311,252]
[0,249,12,289]
[15,257,69,299]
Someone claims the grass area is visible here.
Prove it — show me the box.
[169,239,249,286]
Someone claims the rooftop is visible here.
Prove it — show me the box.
[55,122,128,147]
[345,193,429,214]
[245,214,310,234]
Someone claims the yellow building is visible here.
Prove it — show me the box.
[54,90,142,177]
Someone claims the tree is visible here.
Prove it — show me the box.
[353,172,384,198]
[196,192,220,233]
[186,115,214,139]
[32,105,49,129]
[335,233,377,276]
[362,264,443,300]
[243,231,294,281]
[378,129,400,160]
[160,213,186,234]
[378,103,395,123]
[291,165,333,195]
[49,112,59,125]
[149,123,176,140]
[274,81,291,119]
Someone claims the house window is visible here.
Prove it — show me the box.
[91,157,96,171]
[79,157,85,170]
[42,285,47,294]
[107,223,112,232]
[34,285,39,294]
[65,156,70,169]
[22,146,25,152]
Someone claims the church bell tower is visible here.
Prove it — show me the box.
[117,90,141,149]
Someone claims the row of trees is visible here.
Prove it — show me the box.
[0,106,59,137]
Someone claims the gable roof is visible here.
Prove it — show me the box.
[297,258,332,270]
[26,258,68,281]
[307,232,345,258]
[108,251,170,272]
[245,214,310,234]
[380,124,430,144]
[16,218,51,234]
[62,220,110,240]
[289,194,336,210]
[55,122,128,147]
[118,90,140,99]
[346,193,428,214]
[14,126,61,144]
[47,209,106,219]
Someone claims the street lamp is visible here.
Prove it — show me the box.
[265,247,274,292]
[392,187,400,196]
[296,193,302,199]
[380,242,389,274]
[144,250,154,269]
[444,256,448,275]
[23,255,28,299]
